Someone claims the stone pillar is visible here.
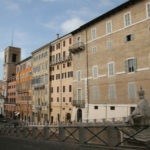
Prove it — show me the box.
[43,127,49,140]
[16,127,21,137]
[32,127,38,139]
[79,127,86,144]
[107,126,119,146]
[59,127,65,142]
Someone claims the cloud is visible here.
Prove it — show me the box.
[4,1,20,11]
[61,18,85,33]
[67,7,98,19]
[43,21,59,30]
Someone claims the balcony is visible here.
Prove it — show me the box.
[50,55,72,66]
[33,83,45,90]
[72,100,85,108]
[35,104,41,111]
[69,42,85,54]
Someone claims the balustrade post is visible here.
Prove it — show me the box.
[43,127,49,140]
[107,126,119,146]
[59,127,65,142]
[79,127,86,144]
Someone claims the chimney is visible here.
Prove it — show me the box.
[56,33,59,39]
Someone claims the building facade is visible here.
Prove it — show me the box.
[70,0,150,122]
[0,95,5,116]
[32,45,50,123]
[3,46,21,99]
[16,57,32,121]
[49,34,73,123]
[4,76,16,118]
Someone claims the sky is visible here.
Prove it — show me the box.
[0,0,128,79]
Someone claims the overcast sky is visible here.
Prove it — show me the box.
[0,0,127,79]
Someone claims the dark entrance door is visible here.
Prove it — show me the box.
[77,109,82,122]
[66,113,71,123]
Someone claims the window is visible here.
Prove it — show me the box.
[51,98,53,102]
[63,41,65,47]
[128,82,136,99]
[94,106,98,110]
[63,51,66,60]
[106,21,112,34]
[107,40,112,49]
[69,85,72,92]
[68,71,73,78]
[69,97,72,102]
[51,87,53,93]
[91,28,96,40]
[63,97,65,102]
[56,74,60,80]
[63,64,65,68]
[62,73,66,79]
[92,46,97,53]
[56,53,61,62]
[125,58,136,73]
[69,38,72,44]
[63,86,65,92]
[109,85,115,100]
[57,65,59,70]
[124,34,134,42]
[110,106,115,110]
[50,75,54,81]
[67,62,71,67]
[124,12,131,27]
[108,62,115,76]
[12,54,17,62]
[77,71,81,81]
[77,89,82,101]
[50,45,55,52]
[56,43,60,49]
[57,87,59,93]
[147,3,150,18]
[93,86,99,100]
[92,66,98,78]
[57,97,59,102]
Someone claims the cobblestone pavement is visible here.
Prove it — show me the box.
[0,136,100,150]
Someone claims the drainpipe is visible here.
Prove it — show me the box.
[85,29,89,121]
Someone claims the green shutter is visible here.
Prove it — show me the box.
[133,58,137,72]
[125,60,129,73]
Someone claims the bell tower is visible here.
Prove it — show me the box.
[2,46,21,97]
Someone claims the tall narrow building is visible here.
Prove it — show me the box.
[2,46,21,108]
[49,34,73,123]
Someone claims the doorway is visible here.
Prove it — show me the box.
[77,109,82,122]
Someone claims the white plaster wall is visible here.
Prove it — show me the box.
[72,104,137,122]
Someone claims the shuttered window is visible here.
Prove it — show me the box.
[124,13,131,27]
[128,83,136,99]
[77,89,82,101]
[108,63,114,76]
[77,71,81,81]
[93,66,98,78]
[93,86,99,100]
[106,21,112,34]
[125,58,136,73]
[91,28,96,40]
[147,3,150,18]
[107,40,112,49]
[109,85,115,100]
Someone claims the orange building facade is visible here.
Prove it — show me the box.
[16,56,32,121]
[5,76,16,118]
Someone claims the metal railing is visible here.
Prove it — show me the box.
[69,42,85,54]
[72,100,85,108]
[0,123,150,150]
